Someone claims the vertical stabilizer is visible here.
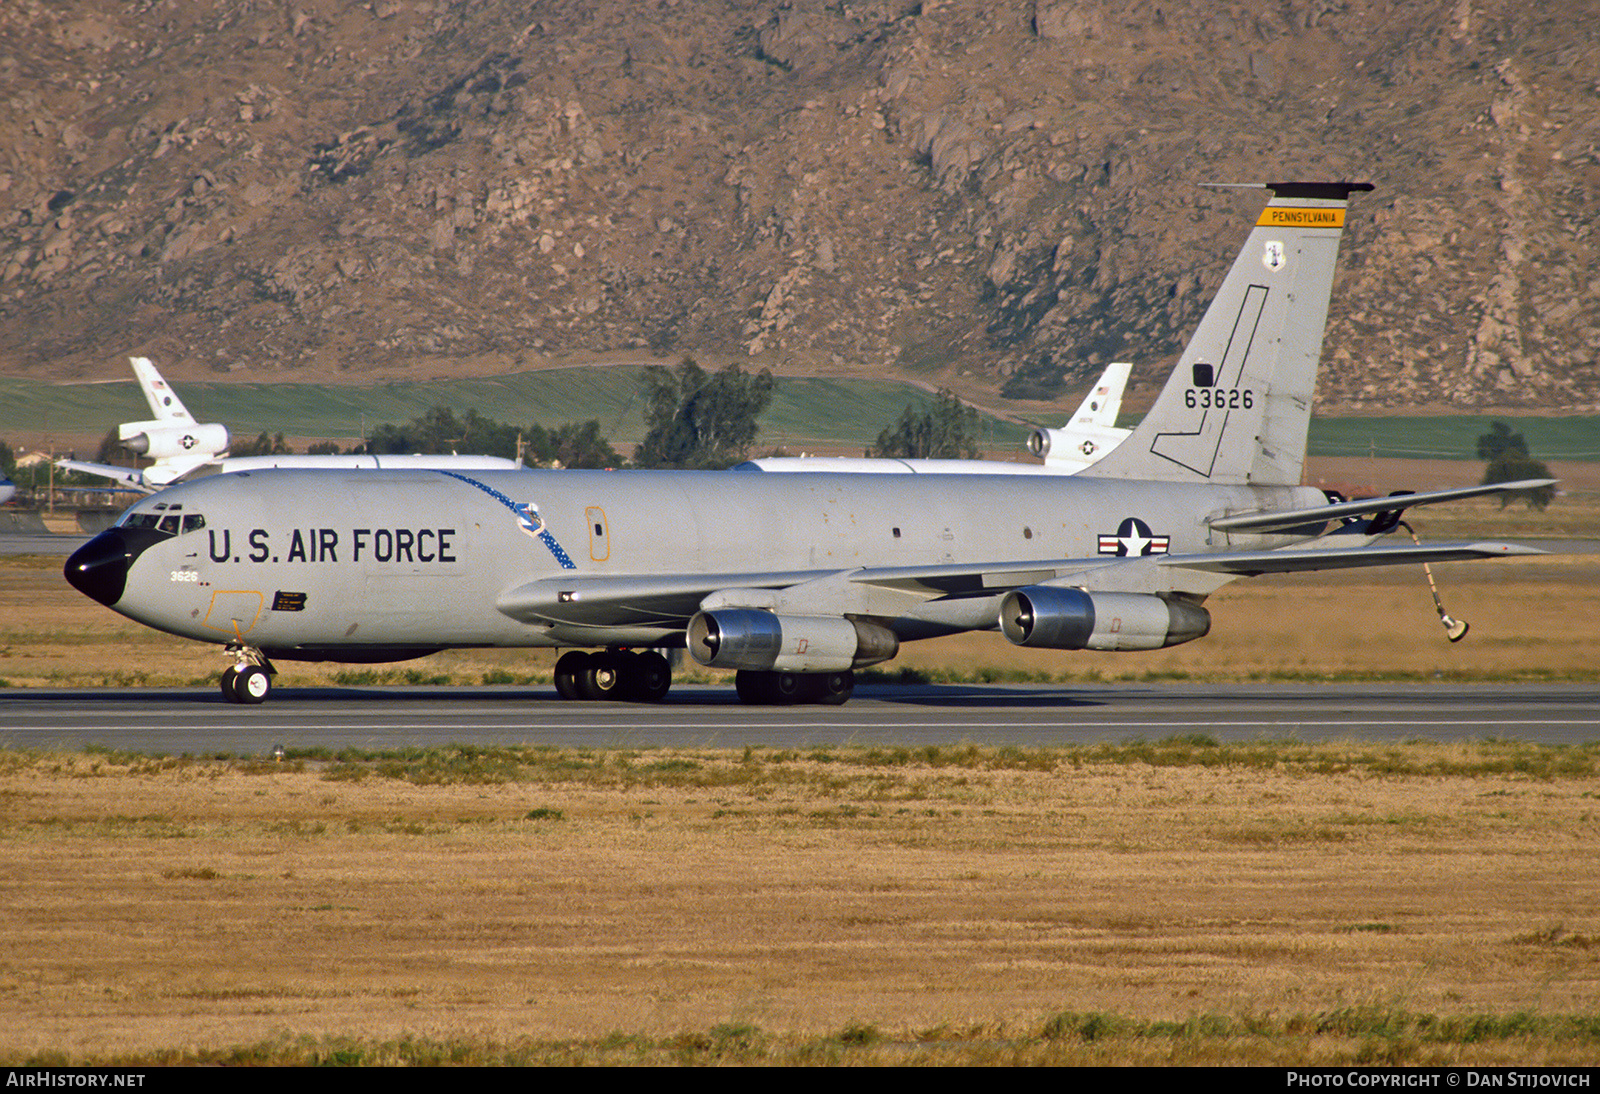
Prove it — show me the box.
[1069,360,1130,432]
[1081,182,1370,485]
[131,357,196,424]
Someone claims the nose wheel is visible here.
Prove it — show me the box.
[220,647,275,704]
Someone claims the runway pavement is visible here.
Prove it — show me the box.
[1,681,1594,755]
[0,532,87,556]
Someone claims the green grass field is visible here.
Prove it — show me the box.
[4,369,1594,457]
[0,370,1032,453]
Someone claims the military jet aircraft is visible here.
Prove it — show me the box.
[740,359,1132,475]
[64,182,1551,706]
[58,356,232,490]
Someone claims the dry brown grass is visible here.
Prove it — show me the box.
[1,743,1598,1064]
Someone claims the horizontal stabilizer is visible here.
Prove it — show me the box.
[1208,480,1560,533]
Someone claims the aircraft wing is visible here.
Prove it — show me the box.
[55,460,155,493]
[498,538,1544,629]
[497,558,1121,628]
[841,540,1544,591]
[1208,480,1559,533]
[497,568,845,627]
[1159,539,1544,576]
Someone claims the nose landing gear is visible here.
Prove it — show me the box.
[220,646,275,704]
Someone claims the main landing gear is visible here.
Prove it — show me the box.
[553,649,673,703]
[549,651,857,705]
[734,669,854,706]
[219,645,275,704]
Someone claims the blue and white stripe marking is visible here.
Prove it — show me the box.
[433,470,578,569]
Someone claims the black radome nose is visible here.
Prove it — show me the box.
[65,528,166,607]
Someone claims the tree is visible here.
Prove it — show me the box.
[365,407,517,459]
[230,431,293,457]
[868,389,981,460]
[1476,420,1528,462]
[633,357,775,469]
[1477,420,1555,510]
[524,420,623,469]
[94,427,125,464]
[359,406,621,467]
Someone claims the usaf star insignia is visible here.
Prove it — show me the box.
[1098,517,1170,557]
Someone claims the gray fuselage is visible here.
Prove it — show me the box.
[81,466,1320,661]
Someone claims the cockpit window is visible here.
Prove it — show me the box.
[119,510,206,537]
[120,512,165,531]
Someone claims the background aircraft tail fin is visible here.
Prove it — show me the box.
[1069,360,1130,432]
[130,357,196,424]
[1081,182,1371,486]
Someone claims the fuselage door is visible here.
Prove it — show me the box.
[586,506,610,562]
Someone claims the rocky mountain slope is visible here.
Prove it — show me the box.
[1,0,1596,411]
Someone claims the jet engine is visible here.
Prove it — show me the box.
[999,586,1210,651]
[687,609,899,672]
[119,422,230,461]
[1025,427,1057,459]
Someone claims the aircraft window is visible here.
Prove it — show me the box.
[118,512,177,537]
[182,514,206,533]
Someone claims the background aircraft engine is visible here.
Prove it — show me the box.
[999,587,1211,651]
[121,423,230,460]
[688,609,899,672]
[1025,427,1057,459]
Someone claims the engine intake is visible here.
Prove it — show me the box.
[999,586,1210,651]
[687,609,899,672]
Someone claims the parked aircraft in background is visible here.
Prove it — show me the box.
[65,182,1551,706]
[740,360,1133,476]
[1025,359,1132,470]
[0,476,14,505]
[57,357,519,492]
[58,357,231,490]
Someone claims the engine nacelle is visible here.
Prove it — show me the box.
[120,422,229,460]
[687,609,899,672]
[999,586,1210,651]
